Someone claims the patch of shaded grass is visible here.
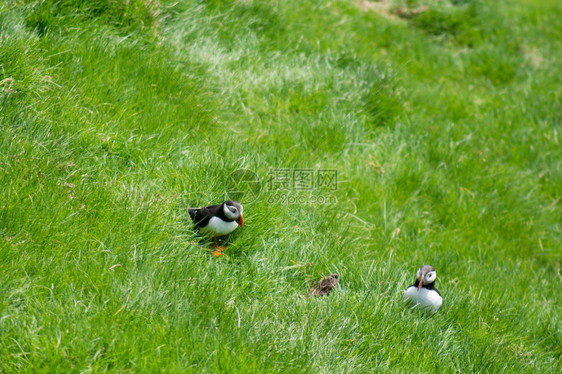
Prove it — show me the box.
[408,0,482,45]
[24,0,161,36]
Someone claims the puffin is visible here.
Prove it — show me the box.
[188,200,244,256]
[403,264,442,313]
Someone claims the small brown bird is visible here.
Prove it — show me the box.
[310,274,339,297]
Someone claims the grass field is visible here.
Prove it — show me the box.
[1,0,561,372]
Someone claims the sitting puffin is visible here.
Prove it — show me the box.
[188,200,244,256]
[403,264,442,313]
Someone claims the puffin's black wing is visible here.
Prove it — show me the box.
[188,203,223,228]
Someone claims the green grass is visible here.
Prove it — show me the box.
[1,0,561,372]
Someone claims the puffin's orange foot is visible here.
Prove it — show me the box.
[211,247,225,257]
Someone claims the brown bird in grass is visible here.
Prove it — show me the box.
[310,274,339,297]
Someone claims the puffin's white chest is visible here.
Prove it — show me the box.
[403,286,442,313]
[200,217,239,236]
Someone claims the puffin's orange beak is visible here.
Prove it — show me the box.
[238,214,244,227]
[417,274,424,290]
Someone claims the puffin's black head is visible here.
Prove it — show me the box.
[416,265,437,290]
[223,200,244,226]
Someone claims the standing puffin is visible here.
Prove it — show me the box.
[188,200,244,256]
[403,265,442,313]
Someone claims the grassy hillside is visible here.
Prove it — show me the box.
[1,0,560,372]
